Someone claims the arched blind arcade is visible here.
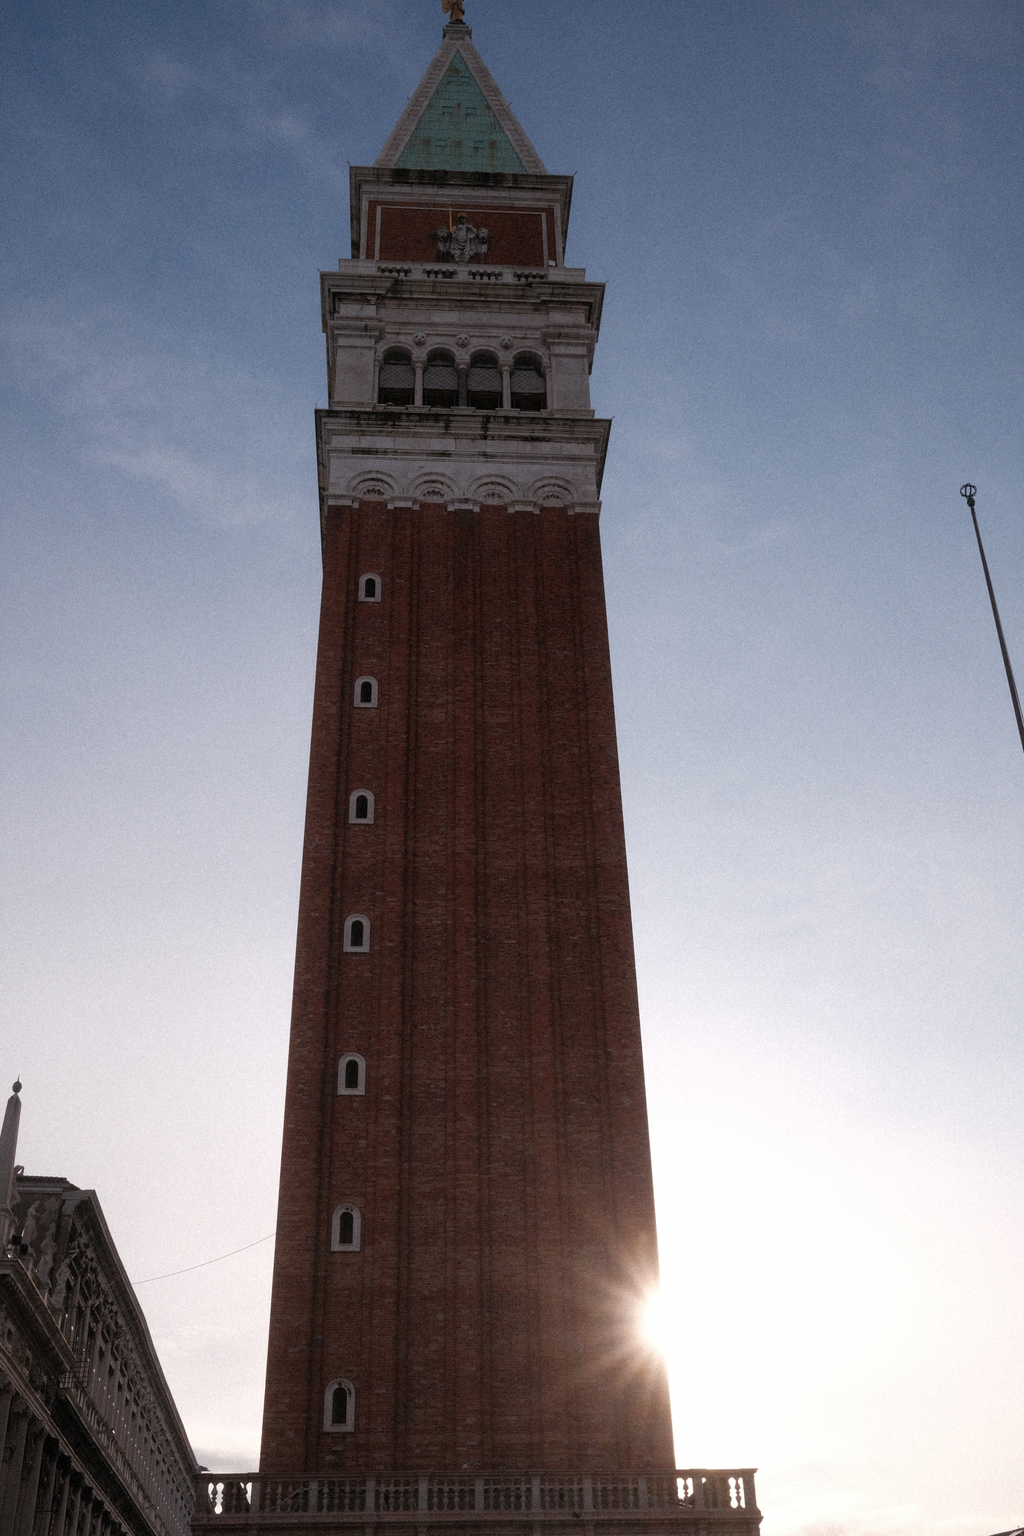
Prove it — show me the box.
[467,352,502,411]
[423,350,458,408]
[378,350,414,406]
[511,355,546,411]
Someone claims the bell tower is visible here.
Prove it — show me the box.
[199,17,761,1536]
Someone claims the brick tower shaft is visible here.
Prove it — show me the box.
[191,23,763,1536]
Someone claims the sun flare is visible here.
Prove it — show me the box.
[639,1288,673,1357]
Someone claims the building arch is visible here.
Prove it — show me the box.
[529,476,575,509]
[467,351,502,410]
[343,915,370,953]
[409,472,458,504]
[323,1379,355,1432]
[422,349,458,408]
[510,353,546,410]
[331,1204,362,1251]
[338,1053,366,1094]
[349,790,375,824]
[377,348,415,406]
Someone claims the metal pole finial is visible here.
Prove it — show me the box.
[961,483,1024,762]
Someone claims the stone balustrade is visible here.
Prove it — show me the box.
[192,1470,758,1531]
[374,264,552,284]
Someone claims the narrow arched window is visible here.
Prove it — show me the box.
[354,676,378,708]
[324,1379,355,1432]
[358,574,381,602]
[378,349,414,406]
[467,351,502,410]
[343,915,370,953]
[423,350,458,409]
[349,790,375,824]
[332,1204,361,1250]
[511,354,546,411]
[338,1053,366,1094]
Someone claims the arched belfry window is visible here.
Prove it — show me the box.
[338,1053,366,1094]
[332,1204,362,1251]
[422,350,458,409]
[349,790,375,825]
[358,574,381,602]
[343,916,370,953]
[324,1379,355,1433]
[378,349,414,406]
[354,676,378,708]
[467,351,502,411]
[511,354,546,411]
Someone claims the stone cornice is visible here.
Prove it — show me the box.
[322,265,604,337]
[315,408,611,550]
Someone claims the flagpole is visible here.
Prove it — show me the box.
[960,483,1024,759]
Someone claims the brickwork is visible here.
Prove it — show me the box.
[260,500,674,1475]
[257,19,687,1498]
[365,203,549,265]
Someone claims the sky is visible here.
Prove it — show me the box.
[2,2,1023,1535]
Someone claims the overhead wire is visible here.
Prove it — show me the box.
[131,1232,276,1286]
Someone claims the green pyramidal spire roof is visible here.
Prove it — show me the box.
[396,53,525,173]
[375,26,547,175]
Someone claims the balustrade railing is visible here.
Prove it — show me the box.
[194,1471,757,1524]
[372,264,551,285]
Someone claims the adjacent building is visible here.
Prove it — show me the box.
[0,1084,197,1536]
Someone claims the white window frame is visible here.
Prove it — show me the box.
[343,915,370,953]
[354,676,378,708]
[349,789,376,825]
[358,574,382,603]
[331,1204,362,1252]
[323,1378,355,1433]
[338,1053,366,1096]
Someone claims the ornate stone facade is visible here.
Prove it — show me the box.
[1,1090,196,1536]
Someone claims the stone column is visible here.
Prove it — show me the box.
[50,1459,71,1536]
[0,1389,13,1474]
[14,1422,46,1536]
[414,363,424,406]
[0,1407,29,1536]
[64,1478,82,1536]
[33,1442,58,1536]
[501,366,512,410]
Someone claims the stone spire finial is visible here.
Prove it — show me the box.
[0,1078,22,1249]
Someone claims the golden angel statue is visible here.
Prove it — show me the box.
[443,0,467,22]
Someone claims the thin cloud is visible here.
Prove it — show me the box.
[6,310,306,529]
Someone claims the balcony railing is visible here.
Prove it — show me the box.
[193,1471,758,1526]
[373,264,551,284]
